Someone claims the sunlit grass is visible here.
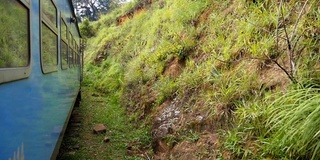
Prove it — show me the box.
[266,85,320,159]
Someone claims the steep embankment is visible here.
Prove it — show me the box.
[83,0,320,159]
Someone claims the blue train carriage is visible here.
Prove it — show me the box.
[0,0,82,159]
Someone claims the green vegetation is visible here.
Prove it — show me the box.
[80,0,320,159]
[267,85,320,159]
[59,86,152,160]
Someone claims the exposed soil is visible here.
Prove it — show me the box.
[117,6,147,26]
[163,57,186,78]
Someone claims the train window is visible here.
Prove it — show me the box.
[41,0,57,73]
[0,0,29,68]
[73,39,76,49]
[69,32,73,67]
[61,18,67,40]
[73,39,77,66]
[76,45,79,66]
[74,50,77,66]
[73,49,76,66]
[68,48,72,67]
[61,18,68,70]
[69,32,73,47]
[61,41,68,69]
[77,53,80,66]
[42,0,57,26]
[41,23,58,73]
[0,0,31,84]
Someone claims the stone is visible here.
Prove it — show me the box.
[71,116,82,123]
[72,145,80,150]
[104,136,110,143]
[67,151,76,156]
[70,123,81,127]
[93,124,107,134]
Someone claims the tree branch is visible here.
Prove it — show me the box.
[290,0,310,42]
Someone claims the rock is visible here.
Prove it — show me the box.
[104,136,110,143]
[67,151,76,156]
[154,140,169,153]
[71,116,82,123]
[72,145,80,150]
[93,124,107,134]
[70,123,81,127]
[92,93,100,97]
[196,115,204,122]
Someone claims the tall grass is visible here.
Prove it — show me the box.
[267,85,320,159]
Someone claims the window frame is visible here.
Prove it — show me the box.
[76,44,80,66]
[73,39,77,66]
[68,32,74,68]
[40,0,58,74]
[61,17,68,70]
[0,0,31,84]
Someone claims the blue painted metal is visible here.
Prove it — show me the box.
[0,0,81,159]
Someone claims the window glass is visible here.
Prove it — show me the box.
[69,32,73,47]
[73,39,76,49]
[41,23,57,71]
[74,51,77,66]
[73,49,76,66]
[76,45,79,65]
[77,53,80,66]
[61,19,67,40]
[42,0,57,26]
[69,48,73,67]
[0,0,29,68]
[61,41,68,69]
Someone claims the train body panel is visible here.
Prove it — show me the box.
[0,0,82,159]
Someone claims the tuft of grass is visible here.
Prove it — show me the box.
[266,85,320,159]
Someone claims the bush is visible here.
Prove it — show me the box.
[80,18,95,38]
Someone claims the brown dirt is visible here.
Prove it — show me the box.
[117,6,147,26]
[153,131,221,160]
[117,15,130,26]
[163,57,186,78]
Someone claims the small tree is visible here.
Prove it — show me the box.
[72,0,121,21]
[80,18,95,38]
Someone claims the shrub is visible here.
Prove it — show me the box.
[80,18,95,38]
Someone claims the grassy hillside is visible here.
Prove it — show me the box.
[82,0,320,159]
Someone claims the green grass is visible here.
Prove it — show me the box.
[266,85,320,159]
[58,85,152,160]
[79,0,320,159]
